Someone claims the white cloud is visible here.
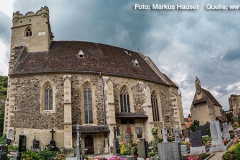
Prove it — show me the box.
[0,40,8,75]
[0,0,14,17]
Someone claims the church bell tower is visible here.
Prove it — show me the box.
[10,6,54,53]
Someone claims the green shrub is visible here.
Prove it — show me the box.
[235,143,240,160]
[21,150,40,160]
[230,133,234,139]
[190,120,200,132]
[82,154,88,159]
[0,134,6,145]
[38,146,59,160]
[120,142,128,155]
[222,152,235,160]
[8,145,14,152]
[13,145,19,151]
[130,146,138,156]
[202,136,211,143]
[55,153,66,160]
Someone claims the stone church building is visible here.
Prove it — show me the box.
[190,77,226,125]
[4,7,185,156]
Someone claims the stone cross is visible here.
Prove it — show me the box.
[50,129,55,140]
[223,122,230,140]
[173,129,181,142]
[125,133,130,143]
[162,127,168,143]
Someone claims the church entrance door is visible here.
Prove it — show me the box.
[85,135,94,154]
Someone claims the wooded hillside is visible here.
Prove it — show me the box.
[0,76,8,135]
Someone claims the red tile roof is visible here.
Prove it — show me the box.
[10,41,173,85]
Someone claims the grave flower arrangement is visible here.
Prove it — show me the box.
[224,139,230,146]
[109,155,127,160]
[182,153,211,160]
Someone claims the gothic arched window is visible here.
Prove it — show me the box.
[45,85,53,110]
[151,91,160,122]
[120,87,130,112]
[84,85,93,124]
[25,27,32,37]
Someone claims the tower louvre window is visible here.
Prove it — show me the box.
[25,27,32,37]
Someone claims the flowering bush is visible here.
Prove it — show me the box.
[120,142,128,155]
[94,156,108,160]
[55,153,66,160]
[109,155,126,160]
[21,150,40,160]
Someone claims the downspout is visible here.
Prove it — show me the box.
[100,72,106,126]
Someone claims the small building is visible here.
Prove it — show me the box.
[190,77,226,124]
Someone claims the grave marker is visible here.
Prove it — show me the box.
[210,121,225,152]
[223,122,230,140]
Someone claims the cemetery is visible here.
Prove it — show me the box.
[0,119,240,159]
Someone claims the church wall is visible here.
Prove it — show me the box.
[5,72,182,152]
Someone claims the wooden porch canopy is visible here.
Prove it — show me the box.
[115,112,148,119]
[72,125,110,134]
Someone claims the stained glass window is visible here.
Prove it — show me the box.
[120,88,130,112]
[45,85,53,110]
[84,85,93,124]
[151,91,160,121]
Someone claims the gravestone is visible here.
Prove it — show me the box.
[198,125,207,136]
[190,130,206,154]
[158,142,181,160]
[33,139,40,149]
[223,122,230,140]
[229,122,233,131]
[190,130,202,147]
[18,135,26,152]
[137,139,148,158]
[173,129,181,142]
[49,129,58,151]
[162,127,168,143]
[0,146,8,160]
[210,121,225,152]
[17,134,26,160]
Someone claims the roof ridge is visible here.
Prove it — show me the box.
[201,88,222,107]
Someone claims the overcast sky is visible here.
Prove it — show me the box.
[1,0,240,117]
